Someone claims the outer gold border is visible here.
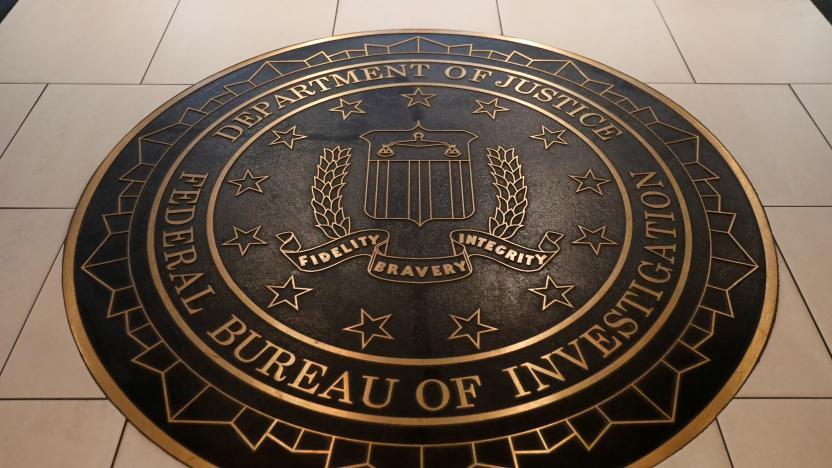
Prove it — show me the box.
[63,29,777,467]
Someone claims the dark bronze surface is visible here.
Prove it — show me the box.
[65,31,776,467]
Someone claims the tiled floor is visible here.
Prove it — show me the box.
[0,0,829,466]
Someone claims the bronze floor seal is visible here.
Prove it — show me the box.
[64,31,776,467]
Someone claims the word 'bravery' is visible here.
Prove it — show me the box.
[212,62,623,143]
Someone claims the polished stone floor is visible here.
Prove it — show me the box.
[0,0,831,466]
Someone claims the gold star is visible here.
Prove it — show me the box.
[528,275,576,311]
[448,309,498,350]
[572,225,618,256]
[569,168,611,196]
[343,309,393,349]
[221,225,268,256]
[400,87,437,108]
[329,98,366,120]
[472,97,509,120]
[265,275,312,311]
[226,169,269,196]
[530,125,569,149]
[269,125,307,149]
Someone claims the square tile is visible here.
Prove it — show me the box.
[767,207,832,345]
[0,0,178,83]
[656,0,832,83]
[719,399,832,467]
[658,422,731,468]
[499,0,691,83]
[652,84,832,206]
[0,209,72,365]
[113,424,185,468]
[738,251,832,397]
[793,84,832,144]
[144,0,337,84]
[0,250,102,398]
[0,84,186,207]
[0,400,124,468]
[0,84,44,155]
[334,0,501,35]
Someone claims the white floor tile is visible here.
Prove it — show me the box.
[719,399,832,467]
[0,0,178,83]
[0,84,44,154]
[738,251,832,397]
[144,0,337,84]
[0,209,71,365]
[499,0,691,83]
[658,422,731,468]
[652,84,832,206]
[768,207,832,346]
[334,0,501,35]
[113,423,185,468]
[0,84,186,207]
[0,250,102,398]
[0,400,124,468]
[656,0,832,83]
[793,84,832,144]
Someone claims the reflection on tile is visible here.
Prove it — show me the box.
[0,400,124,468]
[652,84,832,206]
[113,424,185,468]
[144,0,337,84]
[739,251,832,397]
[0,84,43,154]
[658,422,731,468]
[0,84,186,207]
[0,209,71,364]
[793,84,832,144]
[0,0,177,83]
[768,208,832,346]
[499,0,691,83]
[720,399,832,467]
[0,251,102,398]
[334,0,500,35]
[657,0,832,83]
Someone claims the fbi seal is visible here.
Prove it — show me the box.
[65,31,776,467]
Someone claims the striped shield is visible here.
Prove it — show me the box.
[361,123,477,226]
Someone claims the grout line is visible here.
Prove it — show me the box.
[775,240,832,360]
[734,396,832,400]
[495,0,504,35]
[764,205,832,208]
[652,0,696,83]
[110,420,128,468]
[646,82,790,86]
[0,397,109,401]
[0,244,64,378]
[331,0,340,36]
[0,84,47,162]
[650,82,832,85]
[0,206,77,210]
[790,84,832,153]
[715,419,735,468]
[140,0,182,84]
[1,82,192,86]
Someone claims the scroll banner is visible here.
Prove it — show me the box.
[276,230,388,272]
[276,230,563,284]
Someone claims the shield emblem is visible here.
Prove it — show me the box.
[361,123,477,226]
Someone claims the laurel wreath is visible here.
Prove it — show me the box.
[486,146,527,239]
[311,146,352,239]
[310,145,526,240]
